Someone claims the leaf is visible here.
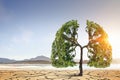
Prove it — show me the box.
[86,20,112,68]
[51,20,79,67]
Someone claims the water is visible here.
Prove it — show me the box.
[0,64,119,70]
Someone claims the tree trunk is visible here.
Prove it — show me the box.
[79,47,83,76]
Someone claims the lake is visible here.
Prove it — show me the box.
[0,64,120,70]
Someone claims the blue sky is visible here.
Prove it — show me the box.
[0,0,120,60]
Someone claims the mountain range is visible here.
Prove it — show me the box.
[0,58,16,63]
[0,56,119,64]
[0,55,50,64]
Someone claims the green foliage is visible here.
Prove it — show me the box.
[86,20,112,68]
[51,20,112,69]
[51,20,79,67]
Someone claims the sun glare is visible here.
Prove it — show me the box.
[108,34,120,58]
[108,35,116,47]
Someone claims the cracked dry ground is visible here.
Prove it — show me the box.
[0,70,120,80]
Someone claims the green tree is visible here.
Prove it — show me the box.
[51,20,112,76]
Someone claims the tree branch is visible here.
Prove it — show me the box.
[62,34,86,49]
[82,45,88,48]
[62,34,77,45]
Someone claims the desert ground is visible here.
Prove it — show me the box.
[0,69,120,80]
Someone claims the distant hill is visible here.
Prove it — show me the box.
[75,59,120,64]
[112,58,120,64]
[28,55,50,61]
[1,56,119,64]
[13,60,50,64]
[0,58,16,63]
[0,55,50,64]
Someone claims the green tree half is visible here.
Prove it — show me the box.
[51,20,112,76]
[86,20,112,68]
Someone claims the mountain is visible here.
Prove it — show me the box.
[13,60,50,64]
[0,58,16,63]
[0,55,50,64]
[29,55,50,61]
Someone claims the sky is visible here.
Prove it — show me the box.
[0,0,120,60]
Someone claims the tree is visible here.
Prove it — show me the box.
[51,20,112,76]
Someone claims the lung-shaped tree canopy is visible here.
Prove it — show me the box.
[51,20,112,68]
[86,20,112,68]
[51,20,79,67]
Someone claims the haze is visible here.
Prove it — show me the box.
[0,0,120,60]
